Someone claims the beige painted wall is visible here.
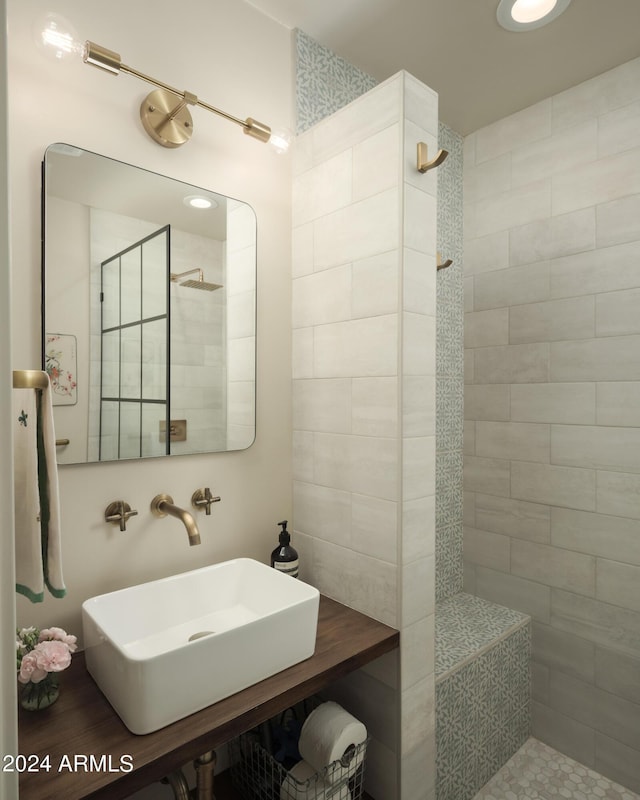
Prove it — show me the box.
[7,0,293,641]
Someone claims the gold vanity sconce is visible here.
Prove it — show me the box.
[104,501,139,532]
[82,41,291,152]
[417,142,449,173]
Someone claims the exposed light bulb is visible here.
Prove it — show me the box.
[34,13,83,60]
[511,0,557,23]
[268,127,292,156]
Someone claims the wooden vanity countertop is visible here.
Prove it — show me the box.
[18,595,399,800]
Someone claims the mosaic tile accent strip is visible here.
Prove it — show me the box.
[474,737,640,800]
[436,593,530,678]
[295,29,378,134]
[436,123,464,602]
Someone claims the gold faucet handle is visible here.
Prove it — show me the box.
[104,501,139,532]
[191,488,221,516]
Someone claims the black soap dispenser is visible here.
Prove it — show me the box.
[270,520,299,578]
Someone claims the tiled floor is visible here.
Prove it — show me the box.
[474,738,640,800]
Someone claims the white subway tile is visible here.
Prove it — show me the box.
[293,481,352,545]
[552,425,640,473]
[552,147,640,216]
[475,493,551,543]
[476,421,550,463]
[463,527,510,572]
[403,313,436,376]
[475,98,552,164]
[474,262,550,310]
[403,495,436,563]
[350,435,399,501]
[292,149,352,227]
[509,296,595,344]
[403,71,439,135]
[313,188,399,270]
[550,335,640,382]
[310,75,402,166]
[511,120,597,189]
[474,179,552,238]
[292,265,352,329]
[352,377,398,437]
[596,287,640,337]
[292,328,314,379]
[550,241,640,299]
[511,461,596,510]
[597,560,640,613]
[464,308,509,348]
[402,556,434,625]
[292,222,314,278]
[403,246,435,315]
[464,231,510,276]
[403,376,435,438]
[552,507,640,567]
[350,552,398,627]
[352,494,398,563]
[464,455,510,496]
[404,185,437,254]
[352,250,399,319]
[597,194,640,249]
[552,58,640,132]
[474,342,549,384]
[597,382,640,427]
[403,436,436,501]
[509,208,595,267]
[314,315,398,378]
[598,100,640,158]
[353,123,400,202]
[597,471,640,520]
[464,384,511,421]
[512,539,596,596]
[511,383,596,425]
[293,378,351,434]
[463,153,511,205]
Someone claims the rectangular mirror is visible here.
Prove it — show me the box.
[43,143,256,464]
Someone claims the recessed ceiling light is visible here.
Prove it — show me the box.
[497,0,572,31]
[183,195,217,210]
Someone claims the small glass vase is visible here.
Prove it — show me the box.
[20,674,59,711]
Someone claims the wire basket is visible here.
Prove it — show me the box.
[229,702,368,800]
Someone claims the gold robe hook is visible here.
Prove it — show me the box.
[417,143,449,173]
[437,252,453,271]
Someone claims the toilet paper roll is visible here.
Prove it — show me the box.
[280,760,330,800]
[298,702,367,785]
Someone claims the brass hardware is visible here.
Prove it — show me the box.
[151,494,201,546]
[12,370,49,389]
[159,419,187,443]
[191,488,221,516]
[104,501,138,532]
[55,438,70,447]
[141,88,194,148]
[194,751,216,800]
[170,268,222,292]
[417,142,449,173]
[83,40,277,150]
[437,252,453,271]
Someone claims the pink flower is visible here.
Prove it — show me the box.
[18,652,47,685]
[39,627,77,652]
[33,640,71,673]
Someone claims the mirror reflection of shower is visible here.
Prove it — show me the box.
[170,268,222,292]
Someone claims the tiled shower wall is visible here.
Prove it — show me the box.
[291,71,438,799]
[463,55,640,794]
[295,30,465,603]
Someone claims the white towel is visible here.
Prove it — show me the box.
[14,376,65,601]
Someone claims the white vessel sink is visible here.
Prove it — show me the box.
[82,558,320,734]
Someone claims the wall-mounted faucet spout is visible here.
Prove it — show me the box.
[150,494,201,546]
